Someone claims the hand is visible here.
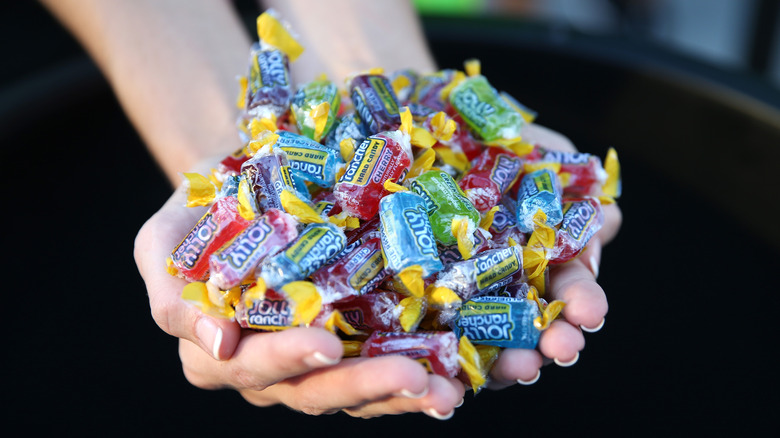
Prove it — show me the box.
[484,123,623,388]
[134,162,464,420]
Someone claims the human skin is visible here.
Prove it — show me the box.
[41,0,621,419]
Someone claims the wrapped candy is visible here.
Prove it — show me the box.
[541,150,607,197]
[410,69,459,114]
[407,170,480,249]
[349,74,402,134]
[241,145,309,213]
[488,197,528,248]
[323,113,368,153]
[290,78,341,142]
[449,74,524,143]
[168,9,623,386]
[170,196,252,282]
[257,221,347,290]
[434,245,524,303]
[438,227,493,266]
[242,10,303,119]
[207,209,299,290]
[516,168,564,233]
[452,296,541,349]
[361,331,460,377]
[235,287,295,330]
[333,131,413,220]
[310,236,388,304]
[334,290,405,332]
[274,130,344,188]
[244,43,294,120]
[387,68,419,105]
[550,197,604,264]
[378,191,444,280]
[458,146,523,213]
[235,281,325,331]
[311,190,341,217]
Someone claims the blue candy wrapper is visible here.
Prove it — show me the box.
[379,191,444,278]
[453,296,541,349]
[516,168,563,233]
[324,113,368,153]
[257,221,347,290]
[275,131,344,188]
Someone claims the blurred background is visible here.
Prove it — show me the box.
[2,0,778,436]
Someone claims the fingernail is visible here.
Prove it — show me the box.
[304,351,341,367]
[195,318,223,361]
[554,352,579,367]
[517,369,541,385]
[425,407,454,420]
[589,255,600,279]
[581,318,605,333]
[455,398,464,408]
[398,386,429,398]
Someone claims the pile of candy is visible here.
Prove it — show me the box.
[166,10,621,391]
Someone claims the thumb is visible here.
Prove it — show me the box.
[135,188,241,360]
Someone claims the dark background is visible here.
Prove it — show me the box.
[2,1,778,436]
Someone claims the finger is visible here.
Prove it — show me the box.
[548,256,609,334]
[522,123,577,153]
[581,237,602,280]
[342,375,466,420]
[179,327,344,391]
[597,202,623,246]
[240,356,458,416]
[135,187,241,360]
[254,356,431,414]
[487,348,544,389]
[537,319,584,366]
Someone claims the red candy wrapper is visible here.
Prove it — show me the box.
[312,189,342,217]
[361,331,460,377]
[208,208,299,290]
[333,131,413,220]
[311,236,388,303]
[218,146,252,177]
[439,113,484,162]
[550,197,604,264]
[458,146,523,212]
[170,196,252,282]
[334,290,405,332]
[543,150,606,197]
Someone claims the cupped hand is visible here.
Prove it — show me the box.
[486,123,622,389]
[133,164,464,420]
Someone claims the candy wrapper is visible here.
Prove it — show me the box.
[452,296,541,349]
[167,10,623,391]
[274,130,344,188]
[169,195,252,282]
[449,74,524,143]
[516,168,564,233]
[361,331,460,377]
[408,170,480,252]
[458,146,523,213]
[333,130,414,220]
[208,208,299,290]
[350,74,402,134]
[379,191,444,280]
[257,221,347,290]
